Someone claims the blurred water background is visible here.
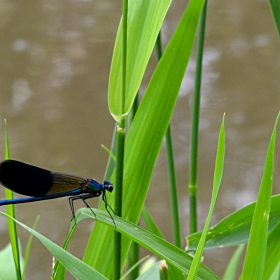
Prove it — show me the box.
[0,0,279,278]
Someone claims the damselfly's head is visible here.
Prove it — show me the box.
[104,180,113,192]
[101,180,115,226]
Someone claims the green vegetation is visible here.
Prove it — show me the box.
[1,0,280,279]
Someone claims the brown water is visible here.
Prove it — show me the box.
[0,0,279,278]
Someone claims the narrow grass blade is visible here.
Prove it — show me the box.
[165,125,181,247]
[101,144,116,163]
[241,113,280,280]
[4,119,22,280]
[52,225,76,280]
[108,0,172,121]
[142,207,185,280]
[268,0,280,36]
[0,212,108,280]
[222,245,244,280]
[103,126,117,181]
[156,29,181,248]
[128,240,140,279]
[23,216,40,278]
[142,206,164,239]
[84,1,206,277]
[79,209,219,279]
[189,0,208,235]
[262,222,280,280]
[187,115,225,279]
[186,195,280,250]
[120,256,150,280]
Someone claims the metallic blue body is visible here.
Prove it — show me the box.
[0,160,114,224]
[0,188,84,205]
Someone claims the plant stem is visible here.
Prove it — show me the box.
[165,127,181,247]
[128,240,139,280]
[114,0,128,278]
[188,0,208,234]
[114,118,125,280]
[127,93,139,279]
[156,32,181,248]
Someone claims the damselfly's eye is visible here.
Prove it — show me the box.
[104,180,113,192]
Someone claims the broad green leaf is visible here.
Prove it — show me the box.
[268,0,280,36]
[142,206,164,239]
[142,207,185,279]
[0,243,24,280]
[263,222,280,280]
[136,260,162,280]
[186,195,280,250]
[140,257,158,275]
[52,225,76,280]
[108,0,172,121]
[79,209,219,279]
[188,115,225,279]
[0,212,108,280]
[222,245,244,280]
[84,0,205,278]
[241,113,280,280]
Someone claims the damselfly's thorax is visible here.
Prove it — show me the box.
[82,179,113,195]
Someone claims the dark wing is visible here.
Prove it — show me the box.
[0,160,53,196]
[49,172,85,195]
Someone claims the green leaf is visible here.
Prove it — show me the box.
[52,225,76,280]
[142,206,164,239]
[84,0,205,278]
[188,115,225,279]
[136,261,162,280]
[222,245,244,280]
[120,256,150,280]
[0,212,108,280]
[142,207,185,280]
[0,242,24,280]
[269,264,280,280]
[103,125,117,181]
[23,216,40,277]
[186,195,280,250]
[263,222,280,280]
[78,209,219,279]
[241,113,280,280]
[268,0,280,37]
[4,119,22,280]
[108,0,172,121]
